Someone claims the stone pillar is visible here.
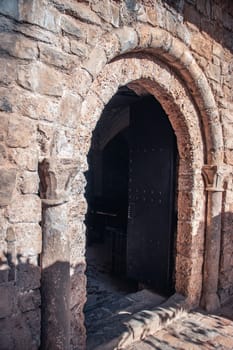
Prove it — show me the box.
[201,165,224,312]
[39,158,78,350]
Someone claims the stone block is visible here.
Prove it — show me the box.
[225,150,233,166]
[0,113,8,141]
[86,25,103,47]
[146,7,157,26]
[0,88,13,113]
[0,33,38,60]
[0,0,18,18]
[0,168,17,207]
[19,0,60,33]
[16,260,41,291]
[8,147,39,171]
[39,43,78,70]
[0,318,14,349]
[115,27,138,53]
[6,194,41,223]
[190,32,212,60]
[19,289,41,313]
[20,172,39,194]
[14,223,42,255]
[96,2,119,28]
[110,2,120,27]
[0,283,15,318]
[176,22,191,45]
[16,90,59,122]
[6,116,35,148]
[59,92,81,128]
[136,4,147,23]
[70,40,89,59]
[0,96,12,113]
[0,144,7,164]
[23,309,41,348]
[18,63,64,97]
[82,47,107,77]
[70,67,92,98]
[8,312,38,350]
[213,43,224,59]
[61,15,85,39]
[206,62,221,83]
[54,129,74,158]
[18,21,59,45]
[92,0,113,24]
[223,123,233,149]
[53,0,101,25]
[0,58,16,86]
[6,226,16,242]
[97,32,120,60]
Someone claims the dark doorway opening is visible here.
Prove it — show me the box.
[85,87,177,337]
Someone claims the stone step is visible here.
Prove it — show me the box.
[86,293,186,350]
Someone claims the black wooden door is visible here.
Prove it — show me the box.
[127,96,176,296]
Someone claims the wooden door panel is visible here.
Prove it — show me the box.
[127,96,176,295]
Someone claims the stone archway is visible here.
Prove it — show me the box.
[80,55,206,308]
[75,26,225,315]
[80,24,223,164]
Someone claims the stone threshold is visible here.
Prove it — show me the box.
[87,293,188,350]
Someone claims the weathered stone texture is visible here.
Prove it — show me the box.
[0,0,232,349]
[5,194,41,223]
[59,92,82,128]
[0,33,38,60]
[20,171,39,194]
[6,116,35,148]
[61,15,86,39]
[0,58,17,86]
[18,63,65,96]
[39,42,79,70]
[0,283,16,319]
[0,168,17,206]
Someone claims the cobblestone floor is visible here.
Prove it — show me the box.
[126,299,233,350]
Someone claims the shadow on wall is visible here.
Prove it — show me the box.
[0,211,232,349]
[0,252,41,350]
[123,0,233,52]
[154,0,233,52]
[0,252,86,350]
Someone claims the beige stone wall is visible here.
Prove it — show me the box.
[0,0,232,349]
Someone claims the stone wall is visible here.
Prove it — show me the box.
[0,0,232,349]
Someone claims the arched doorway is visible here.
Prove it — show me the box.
[85,87,178,337]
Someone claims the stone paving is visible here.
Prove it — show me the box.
[86,290,233,350]
[126,299,233,350]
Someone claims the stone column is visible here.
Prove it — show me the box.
[39,158,78,350]
[201,165,224,312]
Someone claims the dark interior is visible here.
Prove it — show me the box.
[85,87,177,317]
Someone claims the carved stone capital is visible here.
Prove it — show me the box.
[39,158,79,206]
[202,165,224,192]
